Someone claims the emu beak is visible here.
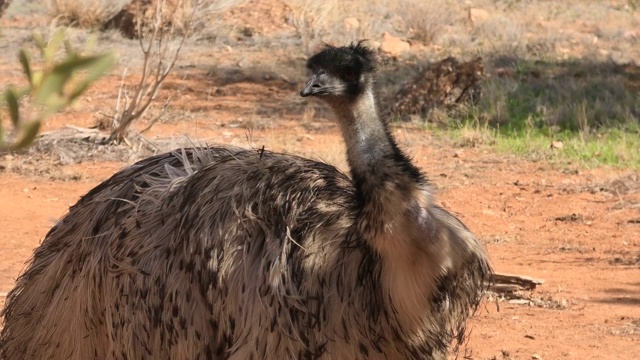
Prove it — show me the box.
[300,74,320,97]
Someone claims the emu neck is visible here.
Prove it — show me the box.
[328,89,430,241]
[330,89,439,333]
[329,91,395,183]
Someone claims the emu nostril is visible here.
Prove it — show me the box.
[312,84,321,88]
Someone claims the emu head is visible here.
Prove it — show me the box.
[300,42,377,103]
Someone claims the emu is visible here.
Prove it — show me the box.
[0,43,491,359]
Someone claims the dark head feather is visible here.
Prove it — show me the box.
[306,42,377,75]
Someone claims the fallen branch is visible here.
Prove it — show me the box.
[487,272,545,294]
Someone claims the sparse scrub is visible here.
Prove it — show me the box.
[47,0,243,35]
[108,0,223,38]
[394,0,458,45]
[46,0,130,28]
[469,59,639,167]
[477,60,639,133]
[471,16,524,56]
[404,54,640,168]
[283,0,335,53]
[324,0,400,44]
[105,0,244,144]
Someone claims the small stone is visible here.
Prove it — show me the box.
[550,141,564,149]
[468,8,490,25]
[623,30,639,40]
[343,17,360,31]
[379,32,410,57]
[508,299,531,305]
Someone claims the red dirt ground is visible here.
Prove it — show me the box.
[2,116,639,359]
[1,3,640,359]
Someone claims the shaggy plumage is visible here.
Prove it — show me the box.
[0,43,491,360]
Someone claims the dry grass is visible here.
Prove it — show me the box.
[46,0,129,28]
[138,0,246,36]
[393,0,458,45]
[283,0,335,53]
[5,0,639,169]
[46,0,245,33]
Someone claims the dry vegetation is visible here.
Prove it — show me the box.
[0,0,638,167]
[46,0,130,27]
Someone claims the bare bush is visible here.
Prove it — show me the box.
[106,0,244,144]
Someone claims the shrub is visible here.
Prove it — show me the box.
[46,0,130,28]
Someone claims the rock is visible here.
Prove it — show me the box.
[468,8,490,25]
[623,30,639,40]
[343,17,360,31]
[550,141,564,149]
[379,32,410,57]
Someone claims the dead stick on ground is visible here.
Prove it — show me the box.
[487,272,545,293]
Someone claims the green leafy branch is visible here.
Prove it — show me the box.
[1,28,114,152]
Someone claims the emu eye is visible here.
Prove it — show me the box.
[342,68,356,82]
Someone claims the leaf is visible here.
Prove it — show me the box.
[31,70,43,88]
[0,116,4,144]
[38,96,68,119]
[10,121,41,151]
[33,32,46,54]
[68,53,115,101]
[35,55,96,105]
[35,70,67,106]
[83,34,98,54]
[63,38,75,57]
[5,87,20,127]
[19,50,32,84]
[43,28,66,63]
[38,53,114,105]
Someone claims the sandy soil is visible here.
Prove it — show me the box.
[2,121,639,360]
[1,1,640,359]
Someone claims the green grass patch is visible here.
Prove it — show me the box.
[498,128,640,168]
[436,123,640,169]
[422,57,640,169]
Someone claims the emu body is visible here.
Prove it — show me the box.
[0,44,490,360]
